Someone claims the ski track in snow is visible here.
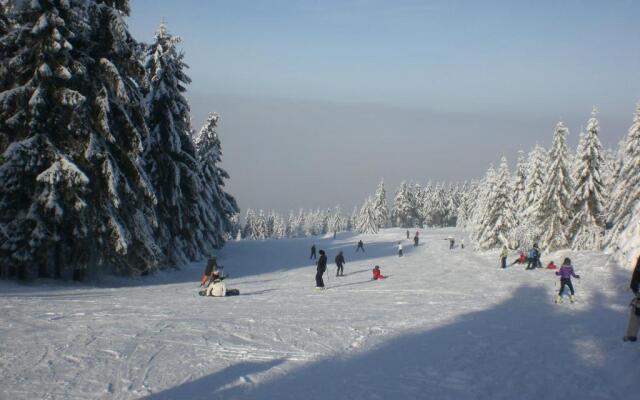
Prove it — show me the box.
[0,228,637,400]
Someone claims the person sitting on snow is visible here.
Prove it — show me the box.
[206,271,226,297]
[546,261,557,269]
[509,250,527,266]
[372,265,386,280]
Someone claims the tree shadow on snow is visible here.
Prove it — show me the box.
[147,282,637,400]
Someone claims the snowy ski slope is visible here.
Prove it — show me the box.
[0,228,637,399]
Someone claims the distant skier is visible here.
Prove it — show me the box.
[623,256,640,342]
[525,247,537,270]
[335,251,345,277]
[500,246,508,269]
[310,244,316,260]
[555,257,580,303]
[414,234,419,247]
[406,230,410,239]
[315,250,327,289]
[445,236,454,249]
[372,265,386,280]
[398,242,403,257]
[533,243,542,268]
[460,239,465,249]
[356,240,365,252]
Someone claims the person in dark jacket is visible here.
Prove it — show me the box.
[624,256,640,342]
[201,257,219,286]
[406,230,410,239]
[315,250,327,289]
[356,240,365,252]
[310,244,316,260]
[335,251,345,277]
[534,243,542,268]
[555,257,580,303]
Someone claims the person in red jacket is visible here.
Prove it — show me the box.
[372,265,386,280]
[546,261,557,269]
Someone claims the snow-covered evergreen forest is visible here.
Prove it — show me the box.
[0,0,237,280]
[240,105,640,269]
[460,107,640,267]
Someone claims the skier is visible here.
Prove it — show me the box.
[315,250,327,289]
[406,230,410,239]
[310,244,317,260]
[372,265,386,280]
[398,242,403,257]
[200,257,219,286]
[500,246,508,269]
[534,243,542,268]
[623,256,640,342]
[546,261,557,269]
[525,247,537,270]
[414,234,419,247]
[555,257,580,303]
[356,240,365,252]
[335,251,345,277]
[450,237,455,249]
[461,239,465,249]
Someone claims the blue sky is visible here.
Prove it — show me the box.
[129,0,640,213]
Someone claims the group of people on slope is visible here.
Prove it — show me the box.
[502,244,546,270]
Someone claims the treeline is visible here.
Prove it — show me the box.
[240,180,466,240]
[0,1,237,280]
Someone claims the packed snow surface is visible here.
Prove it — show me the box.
[1,228,637,400]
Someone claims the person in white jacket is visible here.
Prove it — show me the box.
[206,272,227,297]
[398,242,403,257]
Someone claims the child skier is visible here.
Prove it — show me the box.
[555,257,580,303]
[398,242,403,257]
[356,240,365,252]
[500,246,508,269]
[310,244,317,260]
[372,266,386,280]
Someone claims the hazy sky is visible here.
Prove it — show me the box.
[128,0,640,214]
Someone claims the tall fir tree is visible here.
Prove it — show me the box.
[391,181,415,228]
[194,113,239,245]
[538,122,574,251]
[357,197,379,234]
[570,108,606,250]
[477,157,516,250]
[143,22,204,263]
[372,179,390,228]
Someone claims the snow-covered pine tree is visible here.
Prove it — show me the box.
[143,22,206,262]
[606,103,640,265]
[253,210,268,240]
[194,113,239,246]
[471,165,496,244]
[1,0,164,279]
[330,206,344,235]
[392,181,416,228]
[243,209,255,239]
[477,157,516,250]
[372,179,390,228]
[570,108,606,250]
[348,206,358,232]
[357,197,379,234]
[538,123,574,251]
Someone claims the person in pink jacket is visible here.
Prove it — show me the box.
[555,257,580,303]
